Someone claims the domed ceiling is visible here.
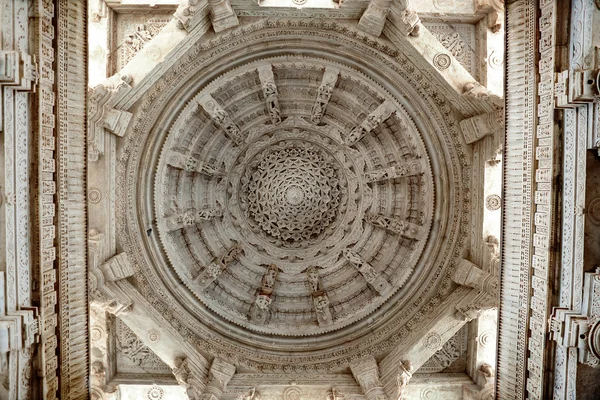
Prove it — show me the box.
[116,20,472,370]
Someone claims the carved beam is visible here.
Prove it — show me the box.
[342,249,391,296]
[207,0,239,33]
[378,286,473,398]
[364,212,420,240]
[344,101,394,146]
[460,110,504,144]
[350,356,388,400]
[257,65,281,125]
[198,94,244,145]
[163,208,223,232]
[166,149,223,176]
[194,245,243,290]
[250,264,279,325]
[306,267,333,326]
[364,160,424,183]
[311,67,339,125]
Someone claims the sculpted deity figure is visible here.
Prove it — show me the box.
[261,264,279,292]
[396,360,413,399]
[306,267,322,292]
[313,293,332,324]
[195,245,243,289]
[250,293,272,325]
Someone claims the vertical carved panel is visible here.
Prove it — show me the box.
[56,0,89,398]
[496,1,537,399]
[31,0,59,397]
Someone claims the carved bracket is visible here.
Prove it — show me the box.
[364,212,420,241]
[475,0,505,33]
[311,67,339,125]
[194,245,243,290]
[550,269,600,366]
[198,94,244,145]
[250,264,279,325]
[88,77,133,161]
[208,0,239,33]
[343,249,391,296]
[344,101,394,146]
[460,110,504,144]
[365,160,424,183]
[306,267,333,326]
[0,50,38,92]
[164,207,223,232]
[462,82,503,108]
[166,149,223,176]
[257,65,281,125]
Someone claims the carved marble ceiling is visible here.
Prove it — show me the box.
[88,0,503,398]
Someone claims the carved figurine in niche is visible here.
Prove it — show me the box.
[306,266,322,292]
[195,245,243,289]
[311,84,333,124]
[313,291,333,325]
[261,264,278,293]
[251,264,280,324]
[396,360,413,399]
[250,293,272,325]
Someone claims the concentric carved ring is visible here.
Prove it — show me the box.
[153,57,435,337]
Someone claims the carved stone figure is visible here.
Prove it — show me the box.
[261,264,278,292]
[396,360,413,399]
[344,102,394,146]
[306,267,322,292]
[250,294,272,325]
[195,245,243,289]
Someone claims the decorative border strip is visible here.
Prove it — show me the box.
[525,0,557,398]
[32,0,60,398]
[497,1,536,398]
[56,1,89,398]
